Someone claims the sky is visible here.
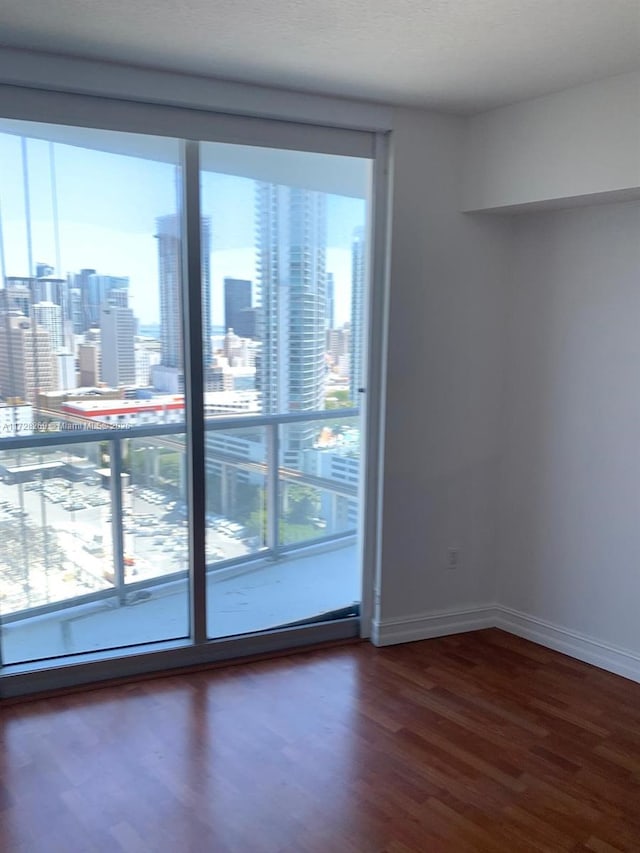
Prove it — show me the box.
[0,123,368,328]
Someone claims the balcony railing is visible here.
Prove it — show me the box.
[0,407,359,632]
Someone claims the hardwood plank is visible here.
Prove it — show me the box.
[2,629,640,852]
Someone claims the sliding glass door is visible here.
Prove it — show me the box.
[0,103,376,689]
[200,143,369,638]
[0,122,191,664]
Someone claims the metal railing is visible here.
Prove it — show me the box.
[0,407,359,628]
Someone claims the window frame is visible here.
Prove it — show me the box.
[0,80,391,699]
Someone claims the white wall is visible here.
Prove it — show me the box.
[496,200,640,657]
[374,107,512,641]
[463,71,640,212]
[379,97,640,679]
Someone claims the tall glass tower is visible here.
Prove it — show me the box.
[350,226,366,403]
[256,184,327,460]
[156,213,212,373]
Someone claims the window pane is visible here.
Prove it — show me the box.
[204,425,268,569]
[201,141,369,639]
[125,436,189,579]
[279,415,360,547]
[0,119,189,664]
[0,443,113,614]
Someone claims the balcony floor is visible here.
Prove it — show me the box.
[2,542,360,666]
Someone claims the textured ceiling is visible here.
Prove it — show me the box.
[0,0,639,113]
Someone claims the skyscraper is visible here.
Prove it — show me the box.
[72,268,96,330]
[35,263,54,279]
[56,351,76,391]
[155,214,211,384]
[78,342,100,386]
[135,342,161,387]
[350,226,366,403]
[0,282,32,317]
[235,307,257,339]
[224,277,256,338]
[106,288,129,309]
[33,301,63,351]
[156,215,181,372]
[100,304,136,387]
[0,313,58,402]
[326,272,335,330]
[256,183,326,455]
[33,275,67,309]
[87,274,129,327]
[69,286,83,334]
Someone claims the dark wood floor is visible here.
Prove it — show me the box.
[2,629,640,852]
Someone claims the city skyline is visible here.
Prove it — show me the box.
[0,122,367,419]
[0,222,361,402]
[0,127,366,328]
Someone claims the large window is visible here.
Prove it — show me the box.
[0,125,190,663]
[0,106,377,692]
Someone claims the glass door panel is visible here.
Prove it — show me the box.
[0,118,189,664]
[205,423,269,638]
[204,424,268,569]
[279,414,360,547]
[200,141,370,639]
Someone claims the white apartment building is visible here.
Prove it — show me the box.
[100,305,136,387]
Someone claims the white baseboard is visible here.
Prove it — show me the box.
[371,603,640,684]
[371,605,497,646]
[494,605,640,684]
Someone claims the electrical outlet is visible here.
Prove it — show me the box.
[447,547,460,570]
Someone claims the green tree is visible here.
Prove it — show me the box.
[325,389,353,410]
[285,484,320,524]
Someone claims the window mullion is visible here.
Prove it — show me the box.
[181,139,207,645]
[110,437,126,606]
[266,422,280,558]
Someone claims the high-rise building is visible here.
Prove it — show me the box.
[100,305,136,387]
[201,217,212,366]
[68,270,129,330]
[155,214,211,378]
[4,274,70,327]
[156,214,181,373]
[224,277,254,336]
[350,227,366,402]
[326,272,335,330]
[56,351,76,391]
[33,301,63,351]
[135,342,161,387]
[87,274,129,327]
[0,402,34,435]
[33,275,67,309]
[0,282,32,317]
[69,286,83,334]
[78,343,100,386]
[256,184,327,458]
[35,263,54,279]
[72,268,96,330]
[327,323,351,376]
[106,288,129,309]
[0,313,58,402]
[235,307,257,339]
[3,277,35,289]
